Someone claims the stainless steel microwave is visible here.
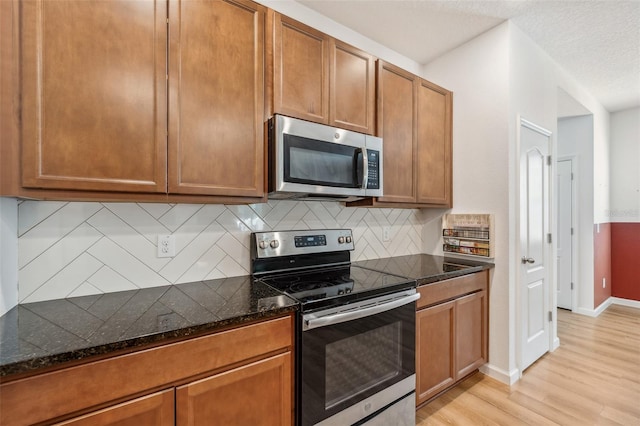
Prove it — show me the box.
[268,114,383,201]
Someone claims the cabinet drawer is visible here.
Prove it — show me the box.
[0,316,293,426]
[417,270,488,309]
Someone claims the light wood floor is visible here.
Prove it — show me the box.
[416,304,640,425]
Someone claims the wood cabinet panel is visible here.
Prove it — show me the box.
[168,0,265,197]
[416,271,489,407]
[455,290,487,378]
[330,40,375,134]
[348,65,452,209]
[176,352,292,426]
[376,61,417,203]
[272,13,329,124]
[417,80,452,206]
[0,316,293,426]
[54,389,175,426]
[416,300,456,405]
[20,0,167,193]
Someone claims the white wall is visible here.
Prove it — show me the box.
[422,21,611,384]
[557,115,595,310]
[423,22,513,382]
[0,197,18,315]
[610,107,640,222]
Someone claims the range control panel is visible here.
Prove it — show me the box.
[253,229,354,258]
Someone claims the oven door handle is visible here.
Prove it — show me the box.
[303,292,420,331]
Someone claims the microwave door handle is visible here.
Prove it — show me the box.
[360,148,368,190]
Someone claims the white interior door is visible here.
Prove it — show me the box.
[519,118,552,372]
[557,159,573,310]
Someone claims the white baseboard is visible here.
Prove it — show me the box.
[552,337,560,351]
[573,297,612,317]
[611,297,640,309]
[479,363,520,385]
[572,297,640,317]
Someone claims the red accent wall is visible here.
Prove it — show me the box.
[611,223,640,301]
[594,223,612,308]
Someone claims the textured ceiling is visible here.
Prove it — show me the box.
[297,0,640,112]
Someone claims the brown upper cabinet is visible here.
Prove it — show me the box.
[19,0,168,194]
[269,12,376,135]
[350,61,452,208]
[168,0,265,198]
[416,79,452,206]
[3,0,265,203]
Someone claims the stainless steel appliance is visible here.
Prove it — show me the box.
[268,115,383,201]
[251,229,418,426]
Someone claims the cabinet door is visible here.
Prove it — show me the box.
[55,389,174,426]
[169,0,265,197]
[176,352,292,426]
[417,80,452,206]
[272,13,330,124]
[416,300,455,406]
[376,61,417,203]
[20,0,167,193]
[330,40,375,134]
[455,290,487,379]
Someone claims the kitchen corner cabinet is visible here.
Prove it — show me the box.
[270,12,376,135]
[348,61,452,208]
[3,0,265,203]
[416,79,452,206]
[0,315,294,426]
[415,271,488,406]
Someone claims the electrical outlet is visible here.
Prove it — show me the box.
[382,226,390,242]
[157,234,175,258]
[602,277,606,288]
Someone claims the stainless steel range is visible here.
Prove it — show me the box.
[251,229,418,426]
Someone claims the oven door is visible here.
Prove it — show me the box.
[299,290,419,426]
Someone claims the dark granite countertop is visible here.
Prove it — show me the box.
[0,276,297,378]
[354,254,493,285]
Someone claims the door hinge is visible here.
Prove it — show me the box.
[547,233,552,243]
[571,227,574,235]
[547,155,552,166]
[548,311,553,322]
[571,282,574,290]
[571,172,574,180]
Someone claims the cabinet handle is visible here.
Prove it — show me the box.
[521,257,535,264]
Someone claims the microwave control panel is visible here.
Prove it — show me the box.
[367,150,380,190]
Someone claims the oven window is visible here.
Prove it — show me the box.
[284,134,362,188]
[299,300,415,426]
[325,322,401,409]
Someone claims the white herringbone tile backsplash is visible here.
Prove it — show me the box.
[18,201,424,303]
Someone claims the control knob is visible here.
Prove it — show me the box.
[270,240,279,249]
[346,236,352,243]
[338,236,345,244]
[258,241,268,249]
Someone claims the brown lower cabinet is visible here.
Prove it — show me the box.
[177,353,291,426]
[415,271,489,407]
[54,389,175,426]
[0,315,294,426]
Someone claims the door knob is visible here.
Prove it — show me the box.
[521,257,535,264]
